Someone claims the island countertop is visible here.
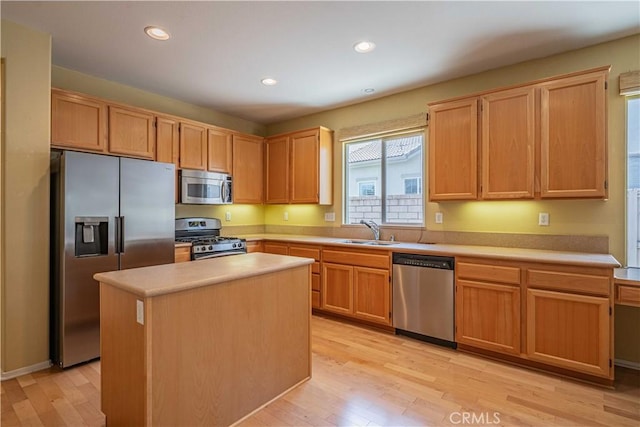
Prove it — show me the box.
[94,252,314,297]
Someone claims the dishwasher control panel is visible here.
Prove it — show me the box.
[392,253,454,270]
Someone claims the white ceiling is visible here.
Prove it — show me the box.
[2,1,639,125]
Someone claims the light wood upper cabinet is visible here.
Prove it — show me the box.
[265,136,290,203]
[156,116,180,203]
[179,121,207,170]
[108,106,155,159]
[428,66,609,201]
[51,89,107,152]
[428,98,478,201]
[155,116,179,165]
[232,134,264,204]
[208,127,233,174]
[265,127,333,205]
[540,71,608,198]
[481,87,535,199]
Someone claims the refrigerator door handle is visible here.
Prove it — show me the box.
[115,216,125,254]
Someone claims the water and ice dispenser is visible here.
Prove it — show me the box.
[74,217,108,257]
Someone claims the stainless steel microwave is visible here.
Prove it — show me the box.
[179,169,232,204]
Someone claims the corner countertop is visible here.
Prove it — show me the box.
[238,234,620,268]
[614,267,640,287]
[174,242,192,248]
[94,252,314,298]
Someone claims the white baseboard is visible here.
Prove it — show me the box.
[1,360,52,381]
[615,359,640,370]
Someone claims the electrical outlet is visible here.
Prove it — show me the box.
[324,212,336,222]
[136,300,144,325]
[284,211,289,221]
[435,212,443,224]
[225,211,231,221]
[538,212,550,226]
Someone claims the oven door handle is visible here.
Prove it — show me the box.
[222,181,231,203]
[193,250,245,260]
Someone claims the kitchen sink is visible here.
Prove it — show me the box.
[339,239,398,246]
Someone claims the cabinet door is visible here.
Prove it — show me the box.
[208,127,233,173]
[108,106,155,159]
[429,98,478,200]
[246,241,264,253]
[174,247,191,263]
[156,116,180,203]
[456,279,520,355]
[265,136,290,203]
[232,134,264,204]
[290,129,319,203]
[51,89,107,152]
[156,116,179,165]
[179,122,207,170]
[322,263,353,315]
[481,87,535,199]
[526,288,610,377]
[540,71,607,198]
[353,267,391,325]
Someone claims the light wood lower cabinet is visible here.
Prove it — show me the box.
[174,246,191,263]
[456,279,520,355]
[456,257,614,382]
[321,248,391,326]
[264,242,323,309]
[245,241,264,253]
[526,288,610,378]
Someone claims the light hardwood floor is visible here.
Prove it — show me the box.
[2,315,639,426]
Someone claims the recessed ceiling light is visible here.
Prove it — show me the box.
[363,88,375,94]
[144,26,170,41]
[261,78,278,86]
[354,41,376,53]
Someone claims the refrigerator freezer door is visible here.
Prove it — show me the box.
[57,151,119,367]
[119,158,175,270]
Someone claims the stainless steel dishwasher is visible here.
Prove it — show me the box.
[392,253,456,348]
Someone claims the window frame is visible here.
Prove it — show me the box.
[626,95,640,267]
[343,129,425,227]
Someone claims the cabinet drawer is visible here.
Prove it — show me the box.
[527,269,610,296]
[312,290,321,309]
[311,273,320,291]
[457,262,520,285]
[323,249,389,269]
[174,247,191,263]
[616,285,640,307]
[289,246,320,260]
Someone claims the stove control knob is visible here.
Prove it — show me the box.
[232,243,237,248]
[208,245,213,250]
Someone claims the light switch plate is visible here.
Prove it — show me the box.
[225,211,231,221]
[284,211,289,221]
[136,300,144,325]
[324,212,336,222]
[435,212,443,224]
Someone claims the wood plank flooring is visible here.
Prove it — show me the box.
[2,315,639,426]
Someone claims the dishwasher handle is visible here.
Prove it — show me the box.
[392,253,454,270]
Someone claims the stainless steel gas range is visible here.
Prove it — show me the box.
[175,217,246,260]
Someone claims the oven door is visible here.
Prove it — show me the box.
[181,173,224,204]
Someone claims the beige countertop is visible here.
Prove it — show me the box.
[174,242,192,248]
[615,267,640,286]
[239,234,620,268]
[94,252,314,298]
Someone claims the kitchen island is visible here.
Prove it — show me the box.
[94,252,314,427]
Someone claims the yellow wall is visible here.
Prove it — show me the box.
[52,66,267,137]
[266,34,640,265]
[176,204,264,226]
[1,20,51,373]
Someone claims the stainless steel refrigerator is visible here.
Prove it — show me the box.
[50,150,175,368]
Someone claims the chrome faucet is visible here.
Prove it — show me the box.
[360,219,380,240]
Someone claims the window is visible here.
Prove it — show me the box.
[627,96,640,267]
[403,177,422,195]
[358,181,376,196]
[344,131,424,225]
